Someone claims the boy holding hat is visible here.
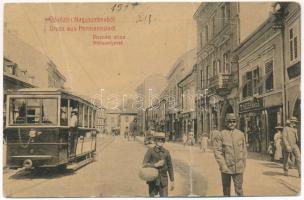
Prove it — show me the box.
[142,132,175,197]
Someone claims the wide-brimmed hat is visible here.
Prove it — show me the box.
[289,116,298,122]
[275,125,283,129]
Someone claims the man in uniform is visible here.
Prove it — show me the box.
[143,132,175,197]
[282,116,301,177]
[69,108,78,156]
[214,113,247,196]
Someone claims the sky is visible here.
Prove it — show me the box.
[4,2,272,100]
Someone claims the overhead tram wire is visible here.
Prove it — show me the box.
[47,4,101,94]
[22,6,51,61]
[23,4,100,94]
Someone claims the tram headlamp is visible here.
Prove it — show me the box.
[29,130,36,138]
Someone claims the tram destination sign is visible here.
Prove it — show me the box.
[239,99,262,112]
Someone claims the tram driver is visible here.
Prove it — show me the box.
[69,108,78,156]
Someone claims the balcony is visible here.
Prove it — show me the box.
[208,74,232,96]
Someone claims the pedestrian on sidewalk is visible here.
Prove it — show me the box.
[130,118,138,141]
[183,133,187,147]
[124,126,129,139]
[214,113,247,196]
[188,129,195,146]
[142,132,175,197]
[210,124,220,148]
[274,125,283,161]
[201,133,209,152]
[267,141,275,161]
[282,117,301,177]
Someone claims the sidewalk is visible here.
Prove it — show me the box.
[136,136,301,196]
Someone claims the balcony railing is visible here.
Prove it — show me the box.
[208,74,232,95]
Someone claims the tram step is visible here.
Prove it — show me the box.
[66,157,93,170]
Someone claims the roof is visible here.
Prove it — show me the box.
[4,31,66,87]
[166,48,197,80]
[233,15,274,53]
[6,88,105,109]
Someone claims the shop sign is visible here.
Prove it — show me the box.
[239,100,262,112]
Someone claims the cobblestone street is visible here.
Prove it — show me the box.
[3,135,301,197]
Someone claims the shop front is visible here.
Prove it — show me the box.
[239,99,263,153]
[239,96,283,153]
[180,111,197,141]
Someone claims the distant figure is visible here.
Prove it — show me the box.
[214,113,247,196]
[201,133,209,152]
[183,134,187,146]
[267,141,275,161]
[282,117,301,177]
[130,118,138,141]
[69,108,78,128]
[210,125,221,148]
[274,125,283,161]
[68,108,78,156]
[188,129,195,146]
[124,127,129,139]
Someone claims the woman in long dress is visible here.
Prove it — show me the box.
[274,126,283,161]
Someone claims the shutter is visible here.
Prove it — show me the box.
[242,74,247,98]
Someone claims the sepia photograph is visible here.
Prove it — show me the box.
[2,1,302,198]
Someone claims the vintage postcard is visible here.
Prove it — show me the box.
[2,1,301,198]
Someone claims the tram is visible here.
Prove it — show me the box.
[4,88,102,170]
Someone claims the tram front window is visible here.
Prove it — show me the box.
[9,98,58,126]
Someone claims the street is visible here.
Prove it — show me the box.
[3,135,301,197]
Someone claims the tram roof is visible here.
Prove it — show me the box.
[6,88,105,110]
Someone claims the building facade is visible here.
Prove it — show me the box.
[165,49,197,140]
[4,31,66,89]
[119,113,137,136]
[234,14,284,153]
[178,65,198,140]
[194,2,240,137]
[280,3,301,126]
[135,74,167,134]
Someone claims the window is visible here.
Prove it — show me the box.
[84,105,88,127]
[206,65,210,86]
[223,52,230,74]
[265,61,274,91]
[200,69,203,89]
[253,67,260,95]
[246,71,253,97]
[60,99,68,126]
[200,30,206,48]
[9,98,58,125]
[212,60,217,77]
[211,15,215,37]
[78,103,84,127]
[242,71,253,98]
[205,25,209,42]
[287,62,301,79]
[216,60,220,75]
[289,27,298,62]
[225,3,231,24]
[221,5,225,29]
